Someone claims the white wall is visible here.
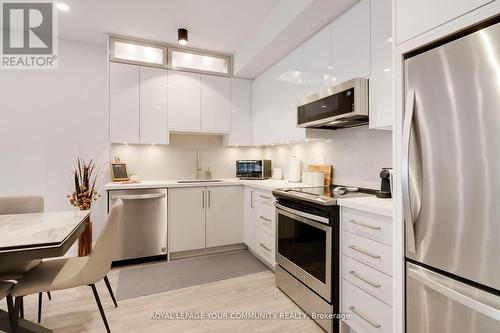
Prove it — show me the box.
[110,134,263,180]
[263,127,392,189]
[0,39,109,240]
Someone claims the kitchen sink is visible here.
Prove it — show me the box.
[176,180,224,183]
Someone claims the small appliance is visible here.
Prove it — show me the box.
[297,78,368,129]
[236,160,272,179]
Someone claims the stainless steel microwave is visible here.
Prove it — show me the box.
[236,160,272,179]
[297,78,368,129]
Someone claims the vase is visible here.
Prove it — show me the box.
[78,214,92,257]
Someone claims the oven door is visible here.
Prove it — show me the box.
[275,203,332,302]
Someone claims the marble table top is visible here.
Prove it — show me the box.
[0,210,90,250]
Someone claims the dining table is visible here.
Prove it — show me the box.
[0,210,91,333]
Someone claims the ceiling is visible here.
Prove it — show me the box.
[58,0,281,53]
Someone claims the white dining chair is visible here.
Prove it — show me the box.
[9,200,124,333]
[1,281,16,332]
[0,196,51,322]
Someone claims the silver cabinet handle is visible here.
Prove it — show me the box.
[349,306,381,328]
[402,89,417,254]
[259,195,271,200]
[259,216,271,222]
[202,190,205,209]
[348,245,381,259]
[349,270,381,288]
[208,190,211,208]
[259,243,271,252]
[250,191,255,208]
[111,193,165,200]
[349,220,381,231]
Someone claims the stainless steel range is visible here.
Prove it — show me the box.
[272,186,371,333]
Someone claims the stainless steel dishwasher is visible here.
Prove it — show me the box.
[108,188,168,262]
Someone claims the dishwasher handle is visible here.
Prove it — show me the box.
[111,193,166,200]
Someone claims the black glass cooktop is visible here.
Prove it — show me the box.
[273,185,375,206]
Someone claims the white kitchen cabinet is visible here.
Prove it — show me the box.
[167,70,201,131]
[395,0,492,45]
[223,78,252,146]
[369,0,393,129]
[301,24,332,98]
[201,74,231,132]
[331,0,370,85]
[243,187,256,251]
[168,187,206,252]
[206,186,240,247]
[252,73,272,146]
[109,62,140,144]
[139,67,168,144]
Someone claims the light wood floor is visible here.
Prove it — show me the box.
[1,266,324,333]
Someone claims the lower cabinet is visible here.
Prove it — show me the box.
[206,186,241,247]
[169,186,241,253]
[243,186,276,268]
[340,206,393,333]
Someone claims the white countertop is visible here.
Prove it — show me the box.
[104,179,309,192]
[336,196,393,217]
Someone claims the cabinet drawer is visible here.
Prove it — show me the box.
[342,207,392,246]
[342,279,392,333]
[255,228,275,267]
[342,231,392,276]
[342,255,392,306]
[256,191,274,206]
[255,202,275,236]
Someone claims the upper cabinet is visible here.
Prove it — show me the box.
[223,78,252,146]
[369,0,393,129]
[140,67,168,144]
[109,63,140,144]
[331,0,370,85]
[167,71,201,131]
[201,74,231,133]
[301,25,332,99]
[395,0,493,45]
[109,63,168,144]
[167,71,232,133]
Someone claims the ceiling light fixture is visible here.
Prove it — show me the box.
[56,2,69,11]
[178,28,188,46]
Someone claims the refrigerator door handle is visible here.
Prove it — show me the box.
[402,90,417,253]
[408,266,500,321]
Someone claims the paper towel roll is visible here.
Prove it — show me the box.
[288,157,301,182]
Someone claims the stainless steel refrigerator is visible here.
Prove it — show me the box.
[403,20,500,332]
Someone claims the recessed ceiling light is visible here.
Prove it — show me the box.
[178,28,188,46]
[56,3,69,11]
[383,68,391,72]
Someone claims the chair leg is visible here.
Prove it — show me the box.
[38,292,43,323]
[6,295,18,333]
[47,291,52,300]
[18,296,24,319]
[103,275,118,308]
[90,284,111,333]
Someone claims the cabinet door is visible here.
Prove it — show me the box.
[169,187,206,252]
[223,78,252,146]
[369,0,393,129]
[109,62,140,144]
[302,24,332,98]
[395,0,492,44]
[167,71,201,131]
[201,74,231,132]
[206,186,240,247]
[140,67,168,144]
[243,187,256,251]
[252,74,271,146]
[331,0,370,84]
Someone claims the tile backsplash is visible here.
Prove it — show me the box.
[111,127,392,189]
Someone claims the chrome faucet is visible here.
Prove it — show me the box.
[195,150,202,180]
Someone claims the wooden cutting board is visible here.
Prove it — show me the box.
[307,164,333,186]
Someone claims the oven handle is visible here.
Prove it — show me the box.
[275,203,330,225]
